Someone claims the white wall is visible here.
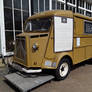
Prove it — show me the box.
[0,0,6,56]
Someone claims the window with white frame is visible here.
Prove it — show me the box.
[78,9,84,15]
[86,2,92,17]
[86,11,91,17]
[45,0,49,11]
[68,0,75,4]
[39,0,44,12]
[32,0,50,15]
[4,0,29,52]
[52,0,56,9]
[32,0,38,14]
[52,0,64,10]
[32,0,65,12]
[86,2,91,10]
[78,0,84,8]
[61,2,64,10]
[57,1,61,9]
[67,5,75,13]
[57,1,64,10]
[4,0,13,30]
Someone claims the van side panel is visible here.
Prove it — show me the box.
[86,46,92,59]
[73,17,92,64]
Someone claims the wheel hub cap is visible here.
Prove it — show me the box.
[59,62,69,77]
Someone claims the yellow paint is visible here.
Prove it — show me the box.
[14,10,92,69]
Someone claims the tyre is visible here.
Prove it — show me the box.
[55,58,71,80]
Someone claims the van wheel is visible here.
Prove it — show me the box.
[55,58,71,80]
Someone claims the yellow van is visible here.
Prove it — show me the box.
[8,10,92,80]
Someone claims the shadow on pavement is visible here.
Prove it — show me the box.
[71,59,92,71]
[4,80,20,92]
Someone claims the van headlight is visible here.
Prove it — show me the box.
[32,43,39,51]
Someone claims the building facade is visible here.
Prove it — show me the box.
[0,0,92,56]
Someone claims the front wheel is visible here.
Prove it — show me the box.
[55,58,71,80]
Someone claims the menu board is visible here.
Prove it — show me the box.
[84,21,92,34]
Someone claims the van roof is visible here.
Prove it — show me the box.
[74,13,92,21]
[28,10,73,19]
[28,10,92,21]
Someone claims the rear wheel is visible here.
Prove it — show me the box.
[55,58,71,80]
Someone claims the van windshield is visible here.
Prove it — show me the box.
[24,18,51,32]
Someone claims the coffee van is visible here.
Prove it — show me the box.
[8,10,92,80]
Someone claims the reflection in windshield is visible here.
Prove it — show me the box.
[25,18,51,32]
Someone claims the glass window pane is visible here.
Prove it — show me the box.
[57,2,60,10]
[32,0,38,14]
[84,21,92,34]
[73,7,75,13]
[5,31,14,52]
[61,3,64,10]
[45,0,49,11]
[23,11,29,24]
[67,5,72,11]
[4,8,13,30]
[39,0,44,12]
[86,11,91,17]
[73,0,75,4]
[22,0,29,11]
[79,0,84,8]
[14,10,22,30]
[68,6,75,13]
[4,0,12,8]
[78,9,84,15]
[52,0,56,9]
[15,32,21,36]
[24,18,51,32]
[81,10,84,14]
[70,0,72,3]
[86,3,89,9]
[86,3,91,10]
[14,0,21,9]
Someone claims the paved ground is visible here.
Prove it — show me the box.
[0,60,92,92]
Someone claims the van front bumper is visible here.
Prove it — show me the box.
[8,62,42,73]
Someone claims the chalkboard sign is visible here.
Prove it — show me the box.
[84,21,92,34]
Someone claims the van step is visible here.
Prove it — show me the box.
[4,72,54,92]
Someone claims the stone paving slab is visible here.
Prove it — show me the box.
[5,73,54,92]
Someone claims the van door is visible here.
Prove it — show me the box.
[73,17,85,64]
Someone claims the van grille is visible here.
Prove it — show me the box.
[15,37,26,62]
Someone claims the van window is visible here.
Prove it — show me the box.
[24,18,51,32]
[84,21,92,34]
